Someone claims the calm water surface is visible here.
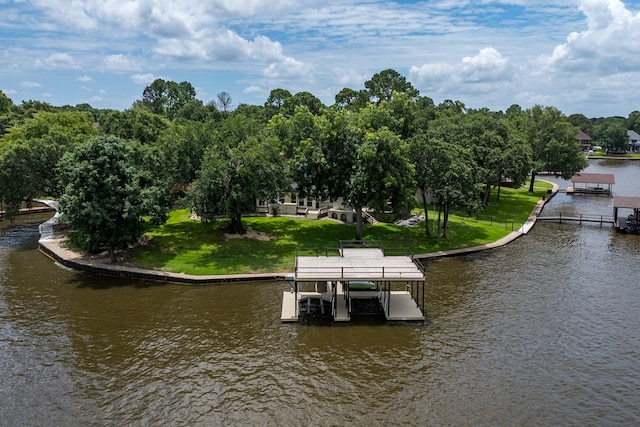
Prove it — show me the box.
[1,160,639,426]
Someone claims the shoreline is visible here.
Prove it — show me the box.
[36,184,559,284]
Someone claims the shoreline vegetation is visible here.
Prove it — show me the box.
[35,180,554,280]
[130,181,554,274]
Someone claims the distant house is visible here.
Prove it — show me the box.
[576,130,593,151]
[628,130,640,152]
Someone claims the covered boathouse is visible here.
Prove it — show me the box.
[613,197,640,234]
[281,241,426,323]
[567,172,615,195]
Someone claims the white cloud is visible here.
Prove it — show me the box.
[131,73,158,85]
[263,56,311,80]
[544,0,640,73]
[103,54,140,72]
[20,81,42,88]
[5,0,640,116]
[243,85,264,94]
[332,68,369,87]
[410,47,513,94]
[154,30,292,64]
[459,48,512,83]
[34,53,77,69]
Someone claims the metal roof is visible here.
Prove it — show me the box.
[571,173,615,185]
[295,248,425,281]
[614,197,640,210]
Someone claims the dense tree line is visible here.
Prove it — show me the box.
[2,70,629,261]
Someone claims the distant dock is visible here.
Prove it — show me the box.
[536,195,640,234]
[566,172,615,196]
[536,213,614,226]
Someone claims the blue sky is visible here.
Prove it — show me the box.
[2,0,640,117]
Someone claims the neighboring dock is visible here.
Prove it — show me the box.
[566,172,615,196]
[536,213,614,226]
[535,195,640,234]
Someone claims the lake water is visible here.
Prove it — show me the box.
[1,160,639,426]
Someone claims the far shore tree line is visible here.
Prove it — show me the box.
[4,68,632,262]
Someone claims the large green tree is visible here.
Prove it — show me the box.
[0,111,97,215]
[1,111,96,153]
[283,91,324,116]
[525,105,587,192]
[346,112,415,240]
[0,142,40,219]
[189,135,288,234]
[626,111,640,134]
[98,108,169,144]
[409,134,481,240]
[269,106,328,200]
[59,136,158,262]
[142,79,197,118]
[364,69,419,104]
[595,122,628,153]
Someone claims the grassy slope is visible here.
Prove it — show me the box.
[131,181,552,275]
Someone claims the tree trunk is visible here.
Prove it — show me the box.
[355,205,363,241]
[421,189,430,236]
[482,183,491,207]
[109,244,117,264]
[436,205,442,244]
[228,212,245,234]
[496,177,502,202]
[529,171,537,192]
[443,202,449,239]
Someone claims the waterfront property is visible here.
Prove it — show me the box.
[567,172,615,195]
[576,129,593,151]
[281,240,426,323]
[257,193,358,223]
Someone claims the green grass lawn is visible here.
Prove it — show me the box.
[130,181,552,275]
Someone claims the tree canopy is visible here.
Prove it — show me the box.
[1,68,611,249]
[59,136,165,262]
[189,135,288,234]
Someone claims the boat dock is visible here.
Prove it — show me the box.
[281,241,426,323]
[566,172,615,196]
[613,197,640,233]
[536,196,640,234]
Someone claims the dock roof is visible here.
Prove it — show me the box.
[295,248,425,281]
[614,197,640,210]
[571,173,615,185]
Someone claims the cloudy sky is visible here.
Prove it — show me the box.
[2,0,640,117]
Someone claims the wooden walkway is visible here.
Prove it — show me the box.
[536,213,615,226]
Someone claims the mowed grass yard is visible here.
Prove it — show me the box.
[130,181,553,275]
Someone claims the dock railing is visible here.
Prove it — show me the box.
[294,265,424,280]
[536,213,615,226]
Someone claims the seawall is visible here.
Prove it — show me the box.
[36,184,557,284]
